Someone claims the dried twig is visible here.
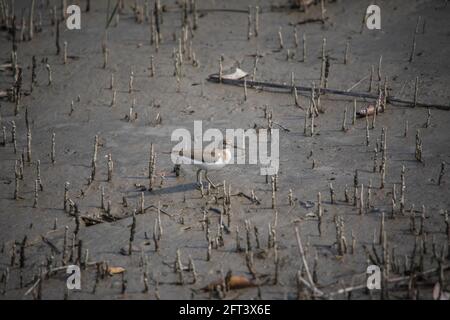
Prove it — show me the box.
[207,75,450,110]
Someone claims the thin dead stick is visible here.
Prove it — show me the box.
[328,265,449,297]
[294,227,323,297]
[207,74,450,110]
[24,262,100,296]
[143,204,172,217]
[346,74,370,92]
[272,121,290,132]
[297,273,327,299]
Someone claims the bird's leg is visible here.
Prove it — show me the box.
[205,170,220,189]
[196,169,203,188]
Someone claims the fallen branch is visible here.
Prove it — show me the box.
[24,262,99,296]
[328,265,450,297]
[295,227,324,298]
[207,74,450,111]
[235,192,261,205]
[297,274,327,299]
[346,74,370,92]
[73,204,173,227]
[144,204,173,217]
[272,121,291,132]
[289,18,327,26]
[41,236,61,255]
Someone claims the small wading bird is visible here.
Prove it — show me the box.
[171,139,241,188]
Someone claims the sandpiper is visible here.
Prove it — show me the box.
[172,139,238,188]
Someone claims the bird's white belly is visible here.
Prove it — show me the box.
[174,148,232,172]
[176,156,228,171]
[196,161,227,171]
[192,158,227,171]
